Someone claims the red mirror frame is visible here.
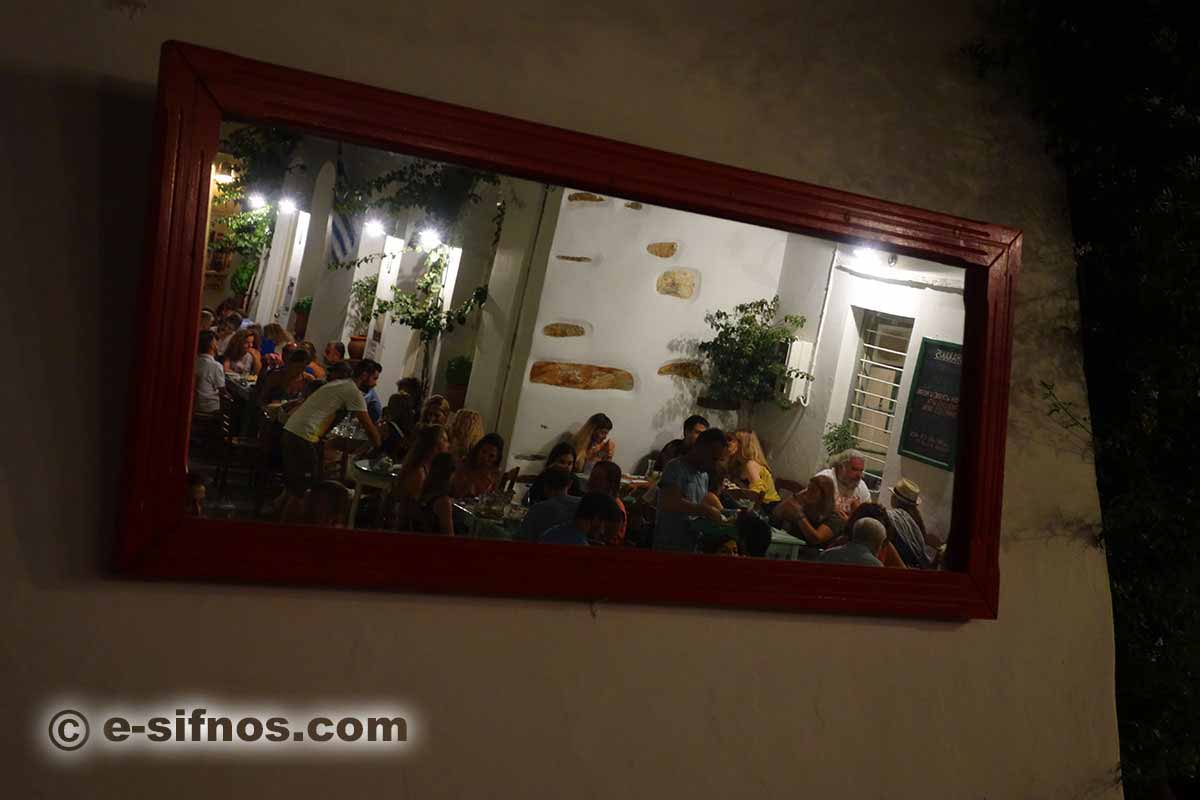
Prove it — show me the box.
[117,42,1019,620]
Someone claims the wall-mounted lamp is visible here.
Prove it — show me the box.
[212,161,236,185]
[364,220,386,237]
[419,229,442,249]
[247,193,267,210]
[278,198,297,214]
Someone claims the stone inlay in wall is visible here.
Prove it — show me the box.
[543,323,587,337]
[625,201,644,210]
[556,255,593,262]
[657,361,704,380]
[530,361,634,391]
[567,192,606,203]
[646,242,678,258]
[656,269,696,298]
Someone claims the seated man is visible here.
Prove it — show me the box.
[354,358,384,423]
[193,330,225,415]
[886,477,941,568]
[323,340,346,369]
[653,414,709,471]
[653,428,726,552]
[520,468,580,543]
[817,449,872,518]
[542,492,624,546]
[820,518,888,567]
[280,368,381,512]
[585,460,627,545]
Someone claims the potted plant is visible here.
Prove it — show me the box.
[697,296,806,428]
[372,243,488,393]
[822,421,857,458]
[445,355,473,411]
[291,295,313,339]
[347,274,380,360]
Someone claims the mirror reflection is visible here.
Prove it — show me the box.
[188,122,965,570]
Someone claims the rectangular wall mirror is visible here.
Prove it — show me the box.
[118,42,1019,619]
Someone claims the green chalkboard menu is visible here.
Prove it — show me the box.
[897,339,961,470]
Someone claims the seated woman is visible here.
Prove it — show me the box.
[730,430,782,512]
[451,433,505,498]
[300,341,326,380]
[523,441,581,507]
[571,413,615,473]
[214,317,239,358]
[222,329,261,376]
[420,394,451,426]
[261,322,293,357]
[378,391,419,460]
[413,452,456,535]
[392,424,449,529]
[770,474,844,548]
[446,408,484,462]
[843,502,908,569]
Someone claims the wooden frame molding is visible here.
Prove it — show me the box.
[117,42,1020,620]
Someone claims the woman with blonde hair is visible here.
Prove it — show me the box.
[446,409,485,461]
[571,413,615,472]
[730,429,781,509]
[771,474,843,548]
[420,394,451,426]
[222,328,261,376]
[261,322,293,356]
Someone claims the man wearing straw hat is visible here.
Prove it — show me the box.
[886,478,942,568]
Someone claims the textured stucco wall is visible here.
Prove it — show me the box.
[0,1,1118,798]
[505,189,786,471]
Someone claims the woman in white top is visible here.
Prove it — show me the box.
[222,329,261,376]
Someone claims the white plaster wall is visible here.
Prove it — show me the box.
[472,183,563,446]
[0,2,1119,798]
[506,191,786,471]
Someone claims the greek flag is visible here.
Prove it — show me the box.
[330,153,357,262]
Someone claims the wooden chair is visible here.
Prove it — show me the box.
[213,397,270,503]
[499,466,520,495]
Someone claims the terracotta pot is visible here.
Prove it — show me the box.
[446,382,468,411]
[348,335,368,361]
[292,310,309,340]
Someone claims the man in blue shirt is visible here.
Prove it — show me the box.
[521,468,580,542]
[541,492,624,546]
[354,359,383,423]
[653,427,727,552]
[821,518,888,567]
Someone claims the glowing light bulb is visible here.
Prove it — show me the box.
[278,198,297,214]
[365,220,385,237]
[247,193,267,210]
[419,229,442,249]
[853,247,882,266]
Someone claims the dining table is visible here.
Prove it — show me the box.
[452,500,526,541]
[325,416,372,480]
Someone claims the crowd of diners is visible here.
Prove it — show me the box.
[190,301,945,567]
